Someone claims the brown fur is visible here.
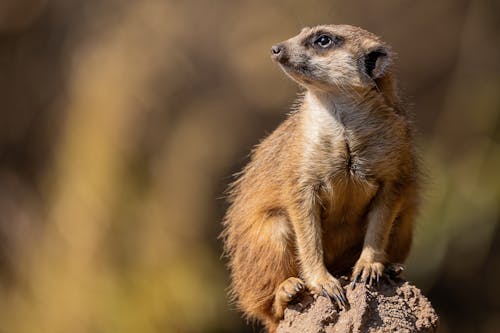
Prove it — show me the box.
[221,25,419,332]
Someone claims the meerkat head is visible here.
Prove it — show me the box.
[271,25,394,94]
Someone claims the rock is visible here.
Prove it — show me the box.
[277,277,439,333]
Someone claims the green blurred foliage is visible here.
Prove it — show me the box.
[0,0,498,332]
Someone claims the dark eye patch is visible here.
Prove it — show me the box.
[314,35,333,47]
[310,32,343,49]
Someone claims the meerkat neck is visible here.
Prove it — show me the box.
[303,89,381,124]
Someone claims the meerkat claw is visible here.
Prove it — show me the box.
[337,294,347,308]
[385,263,405,278]
[333,295,342,307]
[351,274,360,289]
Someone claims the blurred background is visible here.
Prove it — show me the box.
[0,0,499,332]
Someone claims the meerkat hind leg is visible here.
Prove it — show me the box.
[384,207,415,278]
[273,277,305,319]
[384,263,405,278]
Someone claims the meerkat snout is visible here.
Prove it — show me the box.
[270,44,286,63]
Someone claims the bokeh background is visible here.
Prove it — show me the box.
[0,0,499,332]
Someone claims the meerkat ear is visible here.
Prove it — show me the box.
[364,48,390,79]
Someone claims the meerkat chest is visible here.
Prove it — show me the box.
[301,102,395,222]
[308,128,380,227]
[302,111,382,181]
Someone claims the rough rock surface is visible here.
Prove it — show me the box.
[277,277,438,333]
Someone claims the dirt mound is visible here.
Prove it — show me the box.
[277,277,438,333]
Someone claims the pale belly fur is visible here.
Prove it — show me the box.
[320,172,378,273]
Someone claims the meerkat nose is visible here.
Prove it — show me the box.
[271,45,282,55]
[270,44,285,61]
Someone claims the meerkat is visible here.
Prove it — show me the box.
[221,24,419,332]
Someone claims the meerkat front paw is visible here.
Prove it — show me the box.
[306,272,347,308]
[351,257,384,288]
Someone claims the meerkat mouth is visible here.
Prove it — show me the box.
[280,62,314,84]
[279,60,310,73]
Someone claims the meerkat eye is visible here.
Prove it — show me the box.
[314,34,334,48]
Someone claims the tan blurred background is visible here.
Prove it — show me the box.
[0,0,499,332]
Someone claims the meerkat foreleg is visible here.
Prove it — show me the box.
[351,183,402,287]
[288,187,347,308]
